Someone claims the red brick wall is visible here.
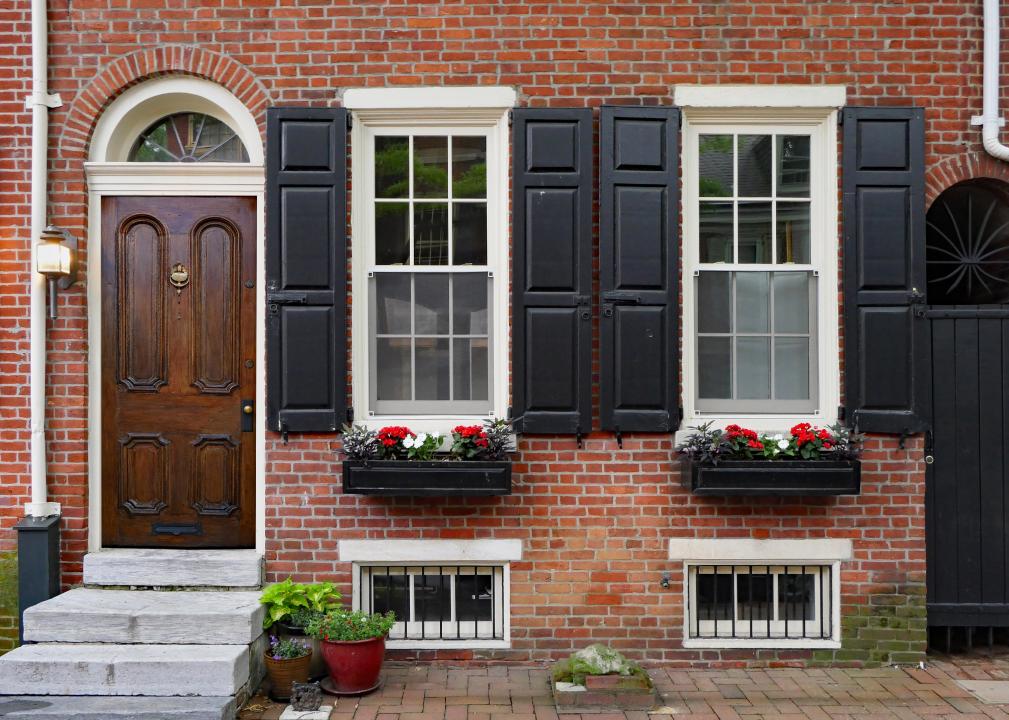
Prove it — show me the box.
[1,0,1003,664]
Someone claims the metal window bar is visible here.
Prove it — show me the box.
[360,564,503,642]
[691,565,831,640]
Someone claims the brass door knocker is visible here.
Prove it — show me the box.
[169,263,190,296]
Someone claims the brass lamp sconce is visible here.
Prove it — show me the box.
[36,225,78,319]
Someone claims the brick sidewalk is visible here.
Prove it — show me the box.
[240,657,1009,720]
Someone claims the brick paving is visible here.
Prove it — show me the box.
[240,656,1009,720]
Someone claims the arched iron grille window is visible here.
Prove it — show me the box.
[128,112,250,163]
[926,179,1009,305]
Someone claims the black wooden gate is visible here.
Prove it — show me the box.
[924,179,1009,651]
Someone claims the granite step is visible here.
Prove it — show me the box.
[0,696,235,719]
[0,644,249,697]
[22,588,264,645]
[83,549,262,589]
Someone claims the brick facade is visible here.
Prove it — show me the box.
[0,0,1001,664]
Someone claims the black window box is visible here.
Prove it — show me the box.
[342,460,512,497]
[687,459,861,496]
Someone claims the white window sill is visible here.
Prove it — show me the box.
[340,538,523,563]
[682,638,841,650]
[386,639,511,650]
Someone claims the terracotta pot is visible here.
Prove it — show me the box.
[276,622,325,680]
[320,635,386,693]
[264,651,312,701]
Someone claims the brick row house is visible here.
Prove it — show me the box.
[1,0,1009,713]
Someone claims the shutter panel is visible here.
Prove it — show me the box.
[512,108,593,434]
[266,107,347,433]
[599,106,680,433]
[842,106,927,434]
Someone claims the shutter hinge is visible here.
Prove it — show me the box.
[614,425,623,450]
[838,109,845,126]
[508,109,513,127]
[346,407,354,424]
[575,294,591,306]
[575,424,584,449]
[279,420,289,446]
[346,112,353,130]
[837,405,846,423]
[898,427,910,451]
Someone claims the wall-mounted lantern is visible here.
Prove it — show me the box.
[36,225,78,319]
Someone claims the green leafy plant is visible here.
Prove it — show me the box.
[450,418,514,461]
[306,609,397,642]
[340,424,378,461]
[260,578,343,630]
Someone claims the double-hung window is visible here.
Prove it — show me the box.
[348,89,512,428]
[681,104,840,426]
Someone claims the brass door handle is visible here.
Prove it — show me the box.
[243,404,254,415]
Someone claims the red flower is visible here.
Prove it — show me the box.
[747,438,763,450]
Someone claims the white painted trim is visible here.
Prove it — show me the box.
[349,106,510,435]
[339,539,522,563]
[679,110,841,431]
[343,86,516,111]
[674,85,847,109]
[85,165,267,554]
[89,77,263,164]
[386,639,511,650]
[682,638,842,650]
[668,538,853,562]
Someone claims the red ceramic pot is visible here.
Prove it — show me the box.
[320,635,386,693]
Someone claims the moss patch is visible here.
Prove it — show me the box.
[0,552,18,654]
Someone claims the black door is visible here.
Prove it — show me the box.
[925,180,1009,648]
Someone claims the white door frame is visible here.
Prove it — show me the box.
[85,162,267,553]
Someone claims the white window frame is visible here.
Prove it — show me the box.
[669,538,850,650]
[348,88,514,435]
[679,100,841,436]
[339,538,520,650]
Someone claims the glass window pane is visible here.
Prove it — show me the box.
[453,338,489,402]
[736,336,770,399]
[737,201,772,264]
[698,337,731,399]
[414,573,452,622]
[453,136,487,199]
[375,203,409,264]
[375,274,411,334]
[777,135,811,198]
[415,338,450,400]
[698,134,733,198]
[414,273,449,335]
[696,572,733,622]
[697,272,731,334]
[735,272,770,333]
[775,337,810,400]
[779,573,815,621]
[376,338,411,401]
[453,274,489,334]
[371,572,410,620]
[699,201,734,263]
[776,202,810,264]
[414,136,448,198]
[773,273,810,333]
[738,573,772,622]
[452,203,487,265]
[128,113,249,163]
[737,135,772,197]
[456,573,494,623]
[413,203,449,265]
[375,136,409,198]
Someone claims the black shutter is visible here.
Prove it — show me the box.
[842,106,927,434]
[511,108,593,434]
[599,106,680,433]
[266,107,347,433]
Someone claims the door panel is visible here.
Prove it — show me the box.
[102,196,256,548]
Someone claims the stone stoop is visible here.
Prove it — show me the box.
[0,550,267,720]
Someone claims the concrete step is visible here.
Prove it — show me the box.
[0,696,235,719]
[0,644,250,697]
[83,550,262,588]
[23,589,265,645]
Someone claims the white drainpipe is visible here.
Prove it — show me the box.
[978,0,1009,161]
[25,0,60,518]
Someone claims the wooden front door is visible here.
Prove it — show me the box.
[101,196,256,548]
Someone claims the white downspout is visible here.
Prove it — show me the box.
[26,0,60,518]
[979,0,1009,161]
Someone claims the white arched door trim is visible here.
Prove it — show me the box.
[84,76,266,553]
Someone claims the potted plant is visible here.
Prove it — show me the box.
[340,419,514,496]
[263,635,312,701]
[260,578,342,679]
[677,422,863,496]
[306,609,397,695]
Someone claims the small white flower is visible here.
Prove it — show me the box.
[777,439,790,450]
[402,435,416,449]
[415,433,429,445]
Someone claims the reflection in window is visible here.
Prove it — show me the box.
[128,113,249,162]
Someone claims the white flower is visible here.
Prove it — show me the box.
[414,433,429,446]
[402,435,416,449]
[777,439,790,450]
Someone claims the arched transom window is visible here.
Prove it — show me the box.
[128,112,250,163]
